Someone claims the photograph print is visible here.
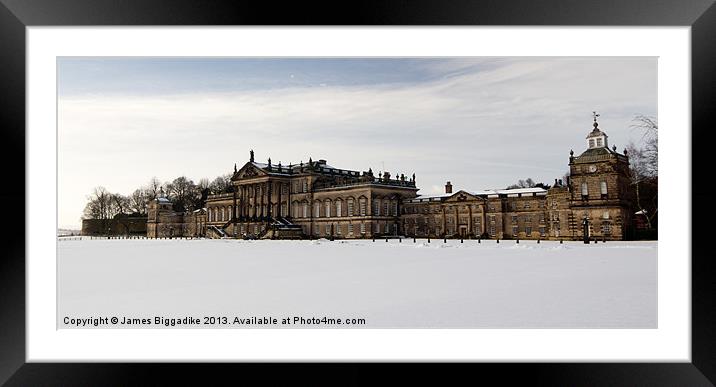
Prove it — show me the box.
[58,57,658,329]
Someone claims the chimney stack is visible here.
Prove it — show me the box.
[445,181,453,194]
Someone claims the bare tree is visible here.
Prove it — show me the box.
[146,176,161,200]
[630,115,658,177]
[129,188,150,215]
[166,176,201,212]
[209,173,233,194]
[83,186,112,219]
[109,193,131,217]
[628,114,659,229]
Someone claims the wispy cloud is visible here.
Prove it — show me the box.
[58,57,656,228]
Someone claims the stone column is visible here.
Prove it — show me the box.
[277,182,282,217]
[232,188,237,221]
[287,182,292,219]
[266,181,271,220]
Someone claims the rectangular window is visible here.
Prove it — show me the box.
[360,223,366,234]
[600,181,608,198]
[539,226,546,236]
[512,226,518,236]
[336,224,342,235]
[384,202,389,216]
[581,182,589,198]
[525,226,532,235]
[326,224,331,235]
[511,215,518,223]
[348,223,354,235]
[374,201,380,215]
[393,202,398,216]
[314,203,320,217]
[302,180,307,192]
[589,139,595,148]
[596,138,603,147]
[314,225,320,235]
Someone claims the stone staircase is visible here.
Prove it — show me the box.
[262,217,304,239]
[208,225,228,238]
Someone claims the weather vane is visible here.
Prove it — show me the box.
[592,111,600,122]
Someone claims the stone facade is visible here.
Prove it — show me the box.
[148,117,635,240]
[204,155,418,239]
[146,194,207,238]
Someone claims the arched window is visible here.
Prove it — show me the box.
[208,209,212,222]
[314,202,320,218]
[359,198,367,216]
[303,202,308,218]
[228,206,233,220]
[336,200,342,217]
[374,200,380,216]
[325,201,331,217]
[220,207,225,221]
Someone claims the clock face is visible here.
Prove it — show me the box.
[589,165,597,173]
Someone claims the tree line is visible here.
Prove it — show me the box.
[83,173,235,220]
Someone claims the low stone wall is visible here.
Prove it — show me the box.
[81,217,147,236]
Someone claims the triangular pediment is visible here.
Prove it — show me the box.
[232,162,269,180]
[444,190,481,202]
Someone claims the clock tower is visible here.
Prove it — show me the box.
[567,113,633,240]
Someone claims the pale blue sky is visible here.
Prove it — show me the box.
[58,57,657,229]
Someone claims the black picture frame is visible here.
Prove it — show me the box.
[1,1,713,385]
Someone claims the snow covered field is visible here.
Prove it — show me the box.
[58,238,657,328]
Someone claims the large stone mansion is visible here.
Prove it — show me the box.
[147,116,634,241]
